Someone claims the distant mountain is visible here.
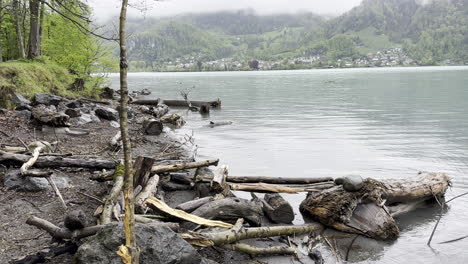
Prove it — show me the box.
[118,0,467,71]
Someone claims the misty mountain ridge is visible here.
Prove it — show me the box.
[119,0,467,71]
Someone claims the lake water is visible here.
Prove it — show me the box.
[109,66,468,263]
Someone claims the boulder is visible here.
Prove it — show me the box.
[116,105,135,119]
[65,108,81,118]
[15,104,32,111]
[335,175,364,192]
[34,93,66,106]
[100,87,115,99]
[140,88,151,95]
[4,170,69,192]
[12,93,31,106]
[95,106,118,121]
[15,110,32,119]
[75,223,209,264]
[64,209,87,230]
[66,100,83,109]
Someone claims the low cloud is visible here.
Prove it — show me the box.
[89,0,362,23]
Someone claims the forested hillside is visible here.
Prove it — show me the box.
[122,0,467,71]
[0,0,116,100]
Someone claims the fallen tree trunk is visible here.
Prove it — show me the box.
[161,99,221,108]
[300,172,450,240]
[185,197,264,229]
[131,99,161,106]
[145,196,233,228]
[182,219,323,247]
[175,196,214,212]
[152,159,219,174]
[26,216,104,240]
[222,243,296,255]
[0,150,116,169]
[262,194,294,224]
[143,118,163,135]
[227,176,333,184]
[229,182,322,193]
[101,175,124,224]
[135,174,159,213]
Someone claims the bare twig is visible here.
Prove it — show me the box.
[439,235,468,244]
[46,176,67,210]
[77,191,104,203]
[345,235,359,261]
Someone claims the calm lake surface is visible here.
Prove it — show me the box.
[109,66,468,263]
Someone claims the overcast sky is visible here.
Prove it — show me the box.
[88,0,363,22]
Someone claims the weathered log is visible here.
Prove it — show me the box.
[20,141,50,174]
[229,182,321,193]
[133,215,179,232]
[143,118,163,135]
[175,196,214,212]
[300,172,450,240]
[0,150,116,169]
[208,121,232,128]
[222,243,296,255]
[186,197,264,228]
[42,126,90,136]
[160,113,185,128]
[263,193,295,224]
[182,219,323,247]
[79,97,111,105]
[133,156,156,187]
[170,172,193,185]
[145,197,233,228]
[26,216,104,240]
[101,175,124,224]
[32,105,70,126]
[151,159,218,174]
[135,174,159,213]
[131,99,161,106]
[161,99,221,108]
[227,176,334,184]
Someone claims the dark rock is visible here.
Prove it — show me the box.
[342,175,364,192]
[12,93,31,106]
[15,104,32,111]
[4,170,69,192]
[140,88,151,95]
[66,100,83,109]
[65,108,81,118]
[34,93,66,106]
[0,108,6,114]
[162,182,192,191]
[57,102,68,112]
[99,87,115,99]
[15,110,32,119]
[95,106,118,121]
[308,248,324,264]
[75,223,208,264]
[64,210,87,230]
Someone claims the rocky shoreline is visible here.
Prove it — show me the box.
[0,90,451,264]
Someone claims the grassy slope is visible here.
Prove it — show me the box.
[0,60,88,108]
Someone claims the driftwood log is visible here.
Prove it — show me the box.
[183,219,323,247]
[262,194,295,224]
[300,172,450,240]
[185,197,264,229]
[161,99,221,108]
[131,99,161,106]
[0,150,115,169]
[175,196,214,212]
[227,176,333,184]
[152,159,219,174]
[146,197,233,228]
[143,118,163,135]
